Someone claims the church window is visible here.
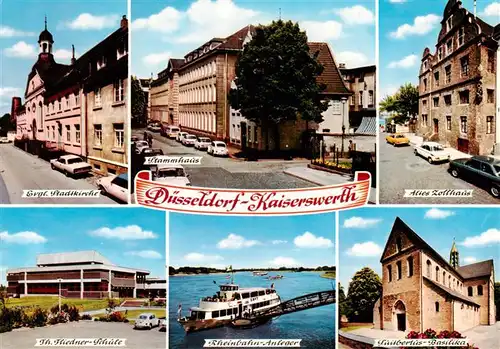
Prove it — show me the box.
[477,285,483,296]
[435,266,440,282]
[396,261,402,280]
[407,257,413,277]
[396,237,403,252]
[387,265,392,282]
[426,260,431,278]
[435,302,439,312]
[442,271,446,285]
[468,286,473,297]
[448,275,451,288]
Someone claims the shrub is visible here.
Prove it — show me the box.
[97,316,109,322]
[67,306,80,322]
[106,298,118,314]
[9,307,24,328]
[81,314,92,320]
[123,318,129,323]
[50,305,59,315]
[48,311,69,325]
[29,307,48,327]
[108,311,125,322]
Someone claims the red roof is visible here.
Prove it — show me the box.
[308,42,351,95]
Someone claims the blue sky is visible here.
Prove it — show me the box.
[131,0,376,78]
[0,207,166,284]
[169,213,335,269]
[380,0,499,101]
[338,207,500,290]
[0,0,127,116]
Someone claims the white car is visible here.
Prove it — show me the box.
[50,155,92,177]
[207,141,229,157]
[0,137,10,143]
[134,140,150,154]
[152,164,191,186]
[414,141,451,164]
[176,132,188,142]
[194,137,211,150]
[148,123,161,132]
[134,313,159,330]
[159,317,166,332]
[96,173,129,203]
[166,126,180,139]
[181,134,197,146]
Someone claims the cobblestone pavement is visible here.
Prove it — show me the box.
[379,137,498,205]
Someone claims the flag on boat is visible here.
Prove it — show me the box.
[226,265,233,272]
[271,283,275,289]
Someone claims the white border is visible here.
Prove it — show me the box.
[165,211,170,346]
[127,0,132,204]
[335,211,340,347]
[375,0,380,204]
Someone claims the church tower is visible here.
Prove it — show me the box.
[38,16,54,56]
[450,239,459,268]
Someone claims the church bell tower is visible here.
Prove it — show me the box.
[450,238,459,268]
[38,16,54,56]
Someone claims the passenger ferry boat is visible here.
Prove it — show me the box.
[252,271,268,276]
[178,283,281,333]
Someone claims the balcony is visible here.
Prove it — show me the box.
[111,277,135,288]
[7,274,23,281]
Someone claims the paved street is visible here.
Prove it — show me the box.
[0,144,117,204]
[132,129,316,190]
[379,134,498,204]
[0,321,166,349]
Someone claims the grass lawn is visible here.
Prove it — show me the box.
[5,297,125,312]
[341,324,373,332]
[321,271,336,279]
[92,309,166,323]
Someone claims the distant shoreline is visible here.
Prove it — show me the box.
[170,270,335,277]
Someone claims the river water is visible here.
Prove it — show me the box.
[169,271,336,348]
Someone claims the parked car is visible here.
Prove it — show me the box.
[207,141,229,157]
[159,317,166,332]
[152,164,191,186]
[181,134,197,146]
[386,134,410,146]
[414,142,451,164]
[134,140,150,154]
[194,136,211,150]
[134,313,159,330]
[176,131,188,142]
[165,125,180,139]
[50,155,92,177]
[96,173,129,203]
[159,123,169,136]
[0,137,10,143]
[449,156,500,198]
[148,122,161,132]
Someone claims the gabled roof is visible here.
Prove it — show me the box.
[307,42,351,95]
[424,276,479,306]
[216,25,255,51]
[25,55,71,97]
[457,260,494,279]
[170,58,185,70]
[36,250,114,266]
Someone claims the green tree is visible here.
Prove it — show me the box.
[131,76,146,123]
[229,20,329,151]
[338,283,351,319]
[495,282,500,321]
[346,267,382,322]
[380,83,419,124]
[0,113,14,136]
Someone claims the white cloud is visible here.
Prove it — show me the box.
[294,232,333,248]
[53,49,76,61]
[424,208,455,219]
[65,13,120,30]
[460,228,500,247]
[335,6,375,25]
[380,85,399,100]
[174,0,261,44]
[143,52,171,66]
[271,240,287,245]
[88,225,157,240]
[269,256,299,267]
[346,241,383,257]
[184,252,223,262]
[132,7,183,33]
[389,0,407,3]
[390,14,440,39]
[343,217,382,228]
[482,3,500,17]
[301,20,343,41]
[0,231,47,244]
[0,25,35,38]
[388,54,418,68]
[0,87,21,97]
[125,250,162,259]
[335,51,369,68]
[217,233,260,249]
[463,256,477,264]
[4,41,36,58]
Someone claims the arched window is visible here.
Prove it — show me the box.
[442,271,446,284]
[448,275,451,288]
[387,265,392,282]
[477,285,483,296]
[396,236,403,252]
[426,260,431,278]
[407,256,414,277]
[435,266,440,282]
[468,286,473,297]
[396,261,402,280]
[435,302,439,312]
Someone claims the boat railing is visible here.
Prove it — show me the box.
[201,296,237,303]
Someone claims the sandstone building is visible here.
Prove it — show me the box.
[148,25,351,151]
[417,0,499,155]
[11,16,128,175]
[373,217,495,333]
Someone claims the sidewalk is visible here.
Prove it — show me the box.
[284,166,376,204]
[403,133,472,160]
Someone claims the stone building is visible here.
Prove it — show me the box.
[373,217,495,333]
[148,25,352,151]
[11,16,128,175]
[417,0,498,155]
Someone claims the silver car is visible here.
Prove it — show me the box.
[134,313,159,330]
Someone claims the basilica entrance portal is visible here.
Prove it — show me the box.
[394,300,406,331]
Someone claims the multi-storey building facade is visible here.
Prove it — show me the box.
[149,25,352,151]
[373,217,495,333]
[11,16,128,175]
[5,251,166,299]
[417,0,498,155]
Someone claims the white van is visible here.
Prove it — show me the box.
[166,126,181,139]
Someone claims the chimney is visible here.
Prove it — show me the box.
[71,45,76,65]
[120,15,128,29]
[339,63,346,69]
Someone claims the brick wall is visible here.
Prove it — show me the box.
[421,280,452,331]
[464,276,492,325]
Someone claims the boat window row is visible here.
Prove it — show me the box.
[211,307,238,319]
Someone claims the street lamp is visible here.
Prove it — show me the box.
[57,278,62,312]
[341,97,348,157]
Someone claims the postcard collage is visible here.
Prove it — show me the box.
[0,0,498,349]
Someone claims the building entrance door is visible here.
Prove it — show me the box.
[457,138,469,153]
[433,119,439,134]
[394,300,406,331]
[397,314,406,331]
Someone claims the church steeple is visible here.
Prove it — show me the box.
[38,15,54,56]
[450,238,459,269]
